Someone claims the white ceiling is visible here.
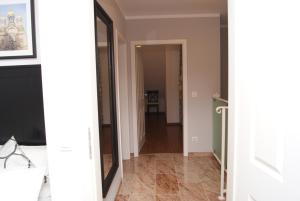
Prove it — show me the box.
[115,0,227,24]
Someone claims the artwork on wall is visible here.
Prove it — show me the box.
[0,0,36,59]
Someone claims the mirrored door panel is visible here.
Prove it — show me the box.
[94,1,119,198]
[97,18,113,179]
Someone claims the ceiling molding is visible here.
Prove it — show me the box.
[125,13,221,20]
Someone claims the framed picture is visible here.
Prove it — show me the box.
[0,0,36,59]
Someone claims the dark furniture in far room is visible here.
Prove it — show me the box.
[146,90,159,114]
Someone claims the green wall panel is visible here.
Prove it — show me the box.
[212,98,228,168]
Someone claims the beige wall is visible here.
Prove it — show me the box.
[97,19,108,43]
[220,27,228,100]
[126,17,220,152]
[142,45,166,112]
[165,45,181,123]
[98,47,111,124]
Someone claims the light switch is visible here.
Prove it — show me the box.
[192,91,198,98]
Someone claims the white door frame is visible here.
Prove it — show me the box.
[130,39,189,157]
[115,30,131,161]
[226,0,236,199]
[113,29,127,179]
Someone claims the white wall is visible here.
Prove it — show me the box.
[141,45,166,112]
[165,45,181,123]
[126,17,220,152]
[39,0,127,201]
[38,0,100,201]
[116,36,130,160]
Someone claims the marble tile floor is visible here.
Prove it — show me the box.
[116,153,225,201]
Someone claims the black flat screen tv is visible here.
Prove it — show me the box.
[0,65,46,145]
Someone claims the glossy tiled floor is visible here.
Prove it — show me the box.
[116,153,223,201]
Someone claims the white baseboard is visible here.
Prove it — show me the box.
[212,152,227,172]
[213,152,221,164]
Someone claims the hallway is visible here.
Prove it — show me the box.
[140,114,183,154]
[116,153,221,201]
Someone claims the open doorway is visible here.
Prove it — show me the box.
[136,44,184,154]
[130,40,188,157]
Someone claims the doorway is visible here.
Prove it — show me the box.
[136,44,184,154]
[130,40,188,157]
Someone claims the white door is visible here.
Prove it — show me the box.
[135,48,146,151]
[228,0,300,201]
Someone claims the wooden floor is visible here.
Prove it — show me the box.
[102,125,112,154]
[140,113,183,154]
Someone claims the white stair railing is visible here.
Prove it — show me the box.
[216,106,228,200]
